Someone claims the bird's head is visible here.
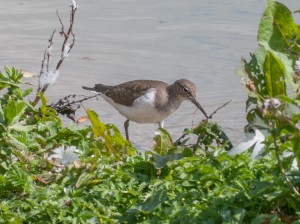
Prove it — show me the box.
[172,79,208,119]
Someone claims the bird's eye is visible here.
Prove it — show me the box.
[183,87,189,93]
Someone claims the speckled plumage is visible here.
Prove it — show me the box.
[94,80,169,107]
[82,79,208,140]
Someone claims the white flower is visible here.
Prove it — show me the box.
[261,98,281,117]
[229,129,265,159]
[48,146,81,165]
[263,98,281,108]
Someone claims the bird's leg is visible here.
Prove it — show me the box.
[158,120,164,129]
[124,119,130,141]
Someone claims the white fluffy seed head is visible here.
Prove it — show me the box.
[70,0,78,9]
[40,68,60,87]
[62,43,71,59]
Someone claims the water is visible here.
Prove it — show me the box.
[0,0,299,149]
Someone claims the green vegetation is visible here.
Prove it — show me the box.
[1,0,300,223]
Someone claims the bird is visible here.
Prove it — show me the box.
[82,79,208,141]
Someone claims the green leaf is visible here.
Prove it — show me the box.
[220,208,232,223]
[152,153,167,169]
[258,0,300,52]
[263,52,286,97]
[11,101,26,125]
[0,103,5,124]
[251,214,278,224]
[0,72,9,90]
[153,128,173,155]
[152,152,184,169]
[258,0,300,91]
[241,48,268,98]
[232,208,246,223]
[6,134,27,150]
[87,109,121,159]
[76,172,92,188]
[40,91,47,107]
[87,109,107,138]
[22,88,33,97]
[4,100,17,125]
[10,124,36,132]
[135,189,168,213]
[0,67,23,90]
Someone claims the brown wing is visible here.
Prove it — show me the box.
[104,80,168,106]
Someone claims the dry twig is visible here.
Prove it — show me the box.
[33,1,78,105]
[208,100,232,119]
[176,100,232,145]
[49,94,100,121]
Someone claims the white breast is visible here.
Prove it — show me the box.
[101,88,170,124]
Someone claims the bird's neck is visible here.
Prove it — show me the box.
[155,86,182,113]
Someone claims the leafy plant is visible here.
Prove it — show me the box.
[238,0,300,199]
[1,0,300,223]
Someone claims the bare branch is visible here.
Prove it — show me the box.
[208,100,232,119]
[56,9,67,39]
[38,52,46,79]
[177,100,232,145]
[49,94,100,121]
[56,4,77,71]
[37,52,46,91]
[69,30,75,53]
[33,1,77,106]
[46,30,56,73]
[35,30,56,100]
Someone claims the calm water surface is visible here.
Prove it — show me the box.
[0,0,299,149]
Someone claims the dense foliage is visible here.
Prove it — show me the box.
[1,0,300,223]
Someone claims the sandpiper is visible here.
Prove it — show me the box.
[82,79,208,141]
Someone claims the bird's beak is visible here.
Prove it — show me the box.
[190,97,208,119]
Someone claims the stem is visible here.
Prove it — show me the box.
[50,94,100,110]
[33,3,77,106]
[271,121,300,197]
[208,100,232,119]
